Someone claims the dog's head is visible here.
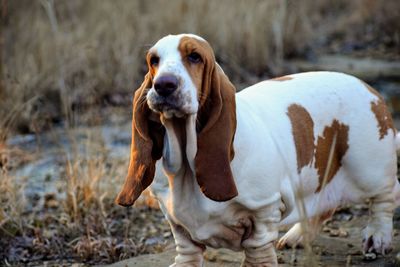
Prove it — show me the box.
[116,34,237,206]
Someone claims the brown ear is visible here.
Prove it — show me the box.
[116,73,164,206]
[195,63,238,202]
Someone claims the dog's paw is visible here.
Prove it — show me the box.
[362,226,392,255]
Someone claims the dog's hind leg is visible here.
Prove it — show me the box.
[362,180,399,255]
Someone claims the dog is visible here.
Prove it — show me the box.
[116,33,400,266]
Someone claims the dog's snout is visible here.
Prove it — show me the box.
[154,75,179,97]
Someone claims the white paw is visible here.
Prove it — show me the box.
[362,226,392,255]
[276,223,303,249]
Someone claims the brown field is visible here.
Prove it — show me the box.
[2,0,399,134]
[0,0,400,266]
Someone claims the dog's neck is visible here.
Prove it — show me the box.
[160,114,210,227]
[160,114,197,186]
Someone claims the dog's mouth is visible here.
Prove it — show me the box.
[147,90,196,119]
[149,100,185,119]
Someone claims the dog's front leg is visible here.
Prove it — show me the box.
[241,199,281,267]
[169,222,205,267]
[242,243,277,267]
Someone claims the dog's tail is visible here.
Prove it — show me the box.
[396,132,400,151]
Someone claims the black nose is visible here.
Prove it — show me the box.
[154,75,179,97]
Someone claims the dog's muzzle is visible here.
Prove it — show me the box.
[147,74,188,118]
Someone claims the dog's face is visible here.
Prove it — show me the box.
[146,34,212,119]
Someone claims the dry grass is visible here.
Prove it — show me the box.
[1,0,399,134]
[0,128,171,265]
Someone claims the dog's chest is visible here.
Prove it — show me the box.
[174,200,253,250]
[151,172,252,250]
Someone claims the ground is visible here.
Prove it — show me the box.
[105,206,400,267]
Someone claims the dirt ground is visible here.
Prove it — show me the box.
[105,207,400,267]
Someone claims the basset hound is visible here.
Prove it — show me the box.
[116,33,400,267]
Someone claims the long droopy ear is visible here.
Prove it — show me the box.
[195,61,238,202]
[116,73,164,206]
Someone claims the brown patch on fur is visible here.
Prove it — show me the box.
[363,83,396,139]
[314,120,349,193]
[371,99,395,139]
[271,76,293,81]
[287,104,315,173]
[178,36,209,103]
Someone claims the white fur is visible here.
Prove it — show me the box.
[146,34,399,266]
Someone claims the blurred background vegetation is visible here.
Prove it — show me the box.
[1,0,400,136]
[0,0,400,265]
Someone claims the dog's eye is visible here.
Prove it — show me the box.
[150,56,159,66]
[187,52,202,63]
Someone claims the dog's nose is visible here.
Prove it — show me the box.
[154,75,179,97]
